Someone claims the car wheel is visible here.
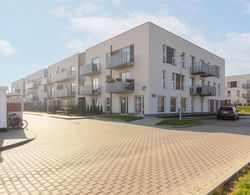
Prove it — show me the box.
[234,116,237,120]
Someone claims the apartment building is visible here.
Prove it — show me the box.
[24,69,48,106]
[11,22,225,115]
[11,78,25,96]
[225,74,250,105]
[47,54,82,107]
[79,22,225,115]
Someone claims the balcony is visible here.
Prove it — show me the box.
[80,63,100,76]
[190,85,216,96]
[190,62,219,77]
[51,88,75,98]
[51,71,75,83]
[242,83,250,89]
[106,45,134,69]
[25,81,39,89]
[79,85,101,95]
[242,93,250,98]
[25,93,38,101]
[106,79,134,93]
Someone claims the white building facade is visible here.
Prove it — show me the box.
[225,74,250,105]
[11,22,225,115]
[79,22,225,115]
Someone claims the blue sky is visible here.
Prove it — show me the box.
[1,0,250,87]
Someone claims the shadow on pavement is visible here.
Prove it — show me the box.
[0,129,28,162]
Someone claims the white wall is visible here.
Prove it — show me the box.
[0,86,8,129]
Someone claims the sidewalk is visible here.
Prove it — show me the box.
[0,128,36,151]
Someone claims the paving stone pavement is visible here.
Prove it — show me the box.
[1,114,250,194]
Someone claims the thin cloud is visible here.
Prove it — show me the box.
[0,40,15,58]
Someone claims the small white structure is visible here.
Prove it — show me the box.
[0,86,8,130]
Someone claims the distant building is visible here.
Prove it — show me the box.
[225,74,250,105]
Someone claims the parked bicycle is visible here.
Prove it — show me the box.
[7,113,28,129]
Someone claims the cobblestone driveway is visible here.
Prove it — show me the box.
[1,114,250,194]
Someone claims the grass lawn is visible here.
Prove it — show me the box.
[237,106,250,113]
[231,170,250,195]
[156,120,202,126]
[100,115,144,122]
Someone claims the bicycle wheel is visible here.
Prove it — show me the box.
[18,119,28,129]
[12,118,20,129]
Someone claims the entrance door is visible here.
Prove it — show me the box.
[120,97,128,114]
[135,96,144,115]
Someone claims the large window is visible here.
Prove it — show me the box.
[227,81,238,88]
[106,97,111,113]
[121,72,130,80]
[157,96,165,112]
[162,70,166,89]
[181,97,187,112]
[70,66,76,79]
[92,78,99,90]
[71,83,75,94]
[170,96,177,112]
[92,58,100,71]
[181,52,186,69]
[162,45,176,65]
[237,90,240,97]
[172,73,185,90]
[227,90,231,97]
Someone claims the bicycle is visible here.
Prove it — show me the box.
[7,113,28,129]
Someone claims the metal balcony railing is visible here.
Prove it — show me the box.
[80,63,101,76]
[190,62,219,77]
[51,88,75,98]
[190,85,216,96]
[79,85,101,95]
[106,79,134,93]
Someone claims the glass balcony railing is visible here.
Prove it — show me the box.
[106,79,134,93]
[242,83,250,89]
[51,71,75,83]
[190,85,216,96]
[80,63,100,76]
[79,85,101,95]
[190,62,219,77]
[51,88,75,98]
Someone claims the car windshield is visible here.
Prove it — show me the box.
[220,107,233,111]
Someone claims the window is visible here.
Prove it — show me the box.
[218,83,221,96]
[190,56,196,68]
[92,58,100,71]
[191,98,194,112]
[71,83,76,94]
[227,90,231,97]
[57,84,63,90]
[92,78,99,90]
[181,52,185,68]
[157,96,165,112]
[172,73,185,90]
[121,72,130,80]
[163,45,167,63]
[170,97,177,112]
[162,70,166,88]
[162,45,176,65]
[181,97,186,112]
[201,99,204,112]
[92,98,98,107]
[106,97,111,113]
[70,66,76,79]
[237,90,240,97]
[227,81,237,88]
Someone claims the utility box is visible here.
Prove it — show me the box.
[0,86,8,130]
